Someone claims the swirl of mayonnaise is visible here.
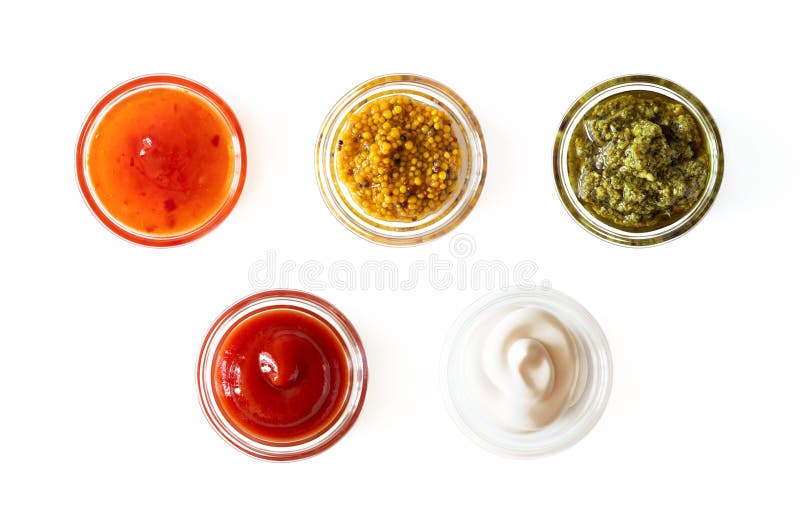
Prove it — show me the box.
[477,307,587,432]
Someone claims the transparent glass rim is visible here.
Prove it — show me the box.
[76,74,247,247]
[315,73,487,246]
[553,74,724,247]
[440,288,613,458]
[196,290,368,461]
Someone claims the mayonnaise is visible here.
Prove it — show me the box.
[444,289,612,457]
[467,307,587,432]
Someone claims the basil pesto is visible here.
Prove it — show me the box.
[568,91,709,230]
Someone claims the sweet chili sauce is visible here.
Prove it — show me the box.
[78,76,244,245]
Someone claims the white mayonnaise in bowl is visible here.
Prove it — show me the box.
[440,288,612,458]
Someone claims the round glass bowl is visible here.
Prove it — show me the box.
[197,290,368,461]
[553,75,723,247]
[441,288,612,458]
[76,74,246,247]
[316,74,487,246]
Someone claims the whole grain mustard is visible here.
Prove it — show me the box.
[335,95,462,222]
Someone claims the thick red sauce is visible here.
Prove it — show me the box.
[212,307,350,442]
[85,85,236,237]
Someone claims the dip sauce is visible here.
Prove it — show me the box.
[568,91,709,230]
[335,95,462,222]
[84,84,236,237]
[212,307,350,442]
[442,289,612,457]
[468,306,586,432]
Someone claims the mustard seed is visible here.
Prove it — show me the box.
[335,95,461,222]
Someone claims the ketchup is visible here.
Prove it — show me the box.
[84,83,236,237]
[212,307,350,442]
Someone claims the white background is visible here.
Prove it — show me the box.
[2,1,798,521]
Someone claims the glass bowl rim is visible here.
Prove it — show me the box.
[75,73,247,247]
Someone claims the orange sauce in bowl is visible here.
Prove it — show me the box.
[78,76,244,245]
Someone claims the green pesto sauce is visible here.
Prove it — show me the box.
[568,91,709,231]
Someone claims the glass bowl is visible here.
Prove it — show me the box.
[553,75,724,247]
[316,74,487,246]
[197,290,368,461]
[441,288,612,458]
[76,74,246,247]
